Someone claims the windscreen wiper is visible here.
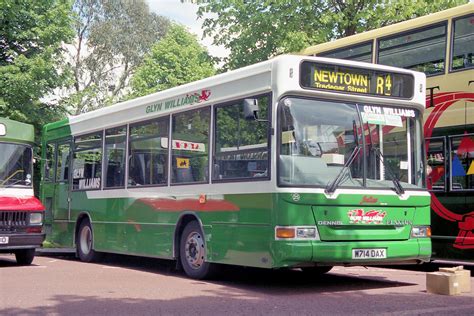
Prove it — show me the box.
[371,146,405,195]
[366,123,405,196]
[325,145,361,195]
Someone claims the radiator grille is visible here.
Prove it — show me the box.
[0,211,28,227]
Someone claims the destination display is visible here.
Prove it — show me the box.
[300,61,414,98]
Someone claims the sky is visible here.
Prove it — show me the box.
[145,0,229,59]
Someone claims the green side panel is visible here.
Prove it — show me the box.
[45,190,431,269]
[42,118,71,142]
[0,117,34,144]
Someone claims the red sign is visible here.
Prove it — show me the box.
[348,209,386,224]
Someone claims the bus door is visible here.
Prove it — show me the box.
[53,141,72,220]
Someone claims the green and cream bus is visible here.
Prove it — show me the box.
[40,55,430,279]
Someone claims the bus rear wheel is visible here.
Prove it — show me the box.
[15,249,35,265]
[180,221,216,279]
[77,219,101,262]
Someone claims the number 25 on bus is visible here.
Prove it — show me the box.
[40,55,430,279]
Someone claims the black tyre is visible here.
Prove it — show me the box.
[179,221,216,279]
[301,266,333,275]
[77,219,101,262]
[15,249,35,265]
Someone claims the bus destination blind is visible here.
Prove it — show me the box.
[300,61,414,99]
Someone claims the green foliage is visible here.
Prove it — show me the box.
[194,0,467,70]
[63,0,170,114]
[0,0,74,132]
[130,24,216,97]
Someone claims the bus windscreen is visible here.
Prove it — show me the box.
[300,61,414,99]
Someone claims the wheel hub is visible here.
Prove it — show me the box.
[185,232,205,269]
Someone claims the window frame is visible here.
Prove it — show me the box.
[103,125,127,190]
[212,93,272,184]
[317,40,374,63]
[72,131,104,192]
[426,136,447,192]
[170,106,211,186]
[449,13,474,73]
[127,116,170,189]
[43,141,57,183]
[55,138,72,184]
[449,133,474,192]
[376,21,448,78]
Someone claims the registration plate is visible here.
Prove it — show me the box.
[352,248,386,259]
[0,236,9,244]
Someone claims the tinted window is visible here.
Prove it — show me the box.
[104,126,126,188]
[452,14,474,71]
[426,137,446,191]
[73,133,102,190]
[319,42,373,63]
[56,142,70,183]
[214,95,270,180]
[450,134,474,191]
[378,23,447,75]
[44,142,56,182]
[129,117,169,186]
[171,107,210,184]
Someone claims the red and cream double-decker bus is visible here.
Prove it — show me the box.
[302,3,474,262]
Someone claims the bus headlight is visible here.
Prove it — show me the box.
[275,226,319,240]
[411,226,431,238]
[29,213,43,225]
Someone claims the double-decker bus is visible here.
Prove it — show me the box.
[40,55,430,279]
[302,3,474,262]
[0,118,45,265]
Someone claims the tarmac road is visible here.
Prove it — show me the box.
[1,253,473,315]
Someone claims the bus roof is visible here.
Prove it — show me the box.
[0,117,35,145]
[301,3,474,56]
[43,55,426,137]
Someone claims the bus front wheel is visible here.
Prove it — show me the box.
[179,221,216,279]
[77,219,101,262]
[15,249,35,265]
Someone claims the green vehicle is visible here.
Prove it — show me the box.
[40,55,431,279]
[0,117,45,265]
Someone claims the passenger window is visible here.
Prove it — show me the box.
[452,14,474,71]
[426,137,446,192]
[44,142,56,182]
[104,126,126,188]
[378,23,447,76]
[56,142,71,183]
[129,117,169,186]
[72,132,102,190]
[171,107,210,184]
[450,134,474,191]
[213,95,270,181]
[319,42,373,63]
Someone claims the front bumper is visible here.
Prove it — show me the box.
[273,238,432,268]
[0,233,46,252]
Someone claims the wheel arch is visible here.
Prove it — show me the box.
[173,212,205,259]
[74,211,93,246]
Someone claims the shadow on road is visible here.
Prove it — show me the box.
[26,252,418,296]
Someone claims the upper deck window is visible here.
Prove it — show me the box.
[378,23,447,76]
[451,14,474,71]
[318,42,373,63]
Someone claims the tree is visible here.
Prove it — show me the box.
[193,0,467,70]
[61,0,170,114]
[0,0,74,128]
[130,24,215,97]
